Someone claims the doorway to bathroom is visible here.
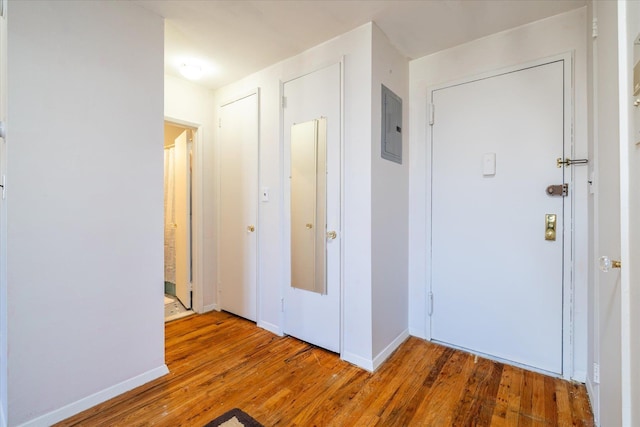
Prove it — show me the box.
[164,121,195,321]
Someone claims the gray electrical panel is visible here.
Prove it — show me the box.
[381,85,402,164]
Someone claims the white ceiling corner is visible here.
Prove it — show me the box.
[133,0,587,90]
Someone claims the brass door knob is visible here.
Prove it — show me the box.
[247,225,255,233]
[305,223,313,229]
[327,231,337,240]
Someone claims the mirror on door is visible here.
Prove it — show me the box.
[290,118,327,294]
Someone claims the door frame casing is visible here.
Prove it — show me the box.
[164,116,203,313]
[425,53,581,380]
[617,0,639,423]
[216,88,261,322]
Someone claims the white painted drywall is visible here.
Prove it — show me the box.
[585,1,599,419]
[0,0,6,425]
[408,8,589,380]
[164,74,216,313]
[623,3,640,425]
[371,23,410,363]
[212,24,376,366]
[6,2,165,425]
[587,2,622,425]
[620,2,640,424]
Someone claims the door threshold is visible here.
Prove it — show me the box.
[165,311,194,323]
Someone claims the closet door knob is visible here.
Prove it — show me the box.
[599,256,621,272]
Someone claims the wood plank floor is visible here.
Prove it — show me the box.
[56,311,593,426]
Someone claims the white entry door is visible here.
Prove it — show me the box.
[430,60,567,374]
[283,63,341,352]
[219,93,258,321]
[174,130,191,309]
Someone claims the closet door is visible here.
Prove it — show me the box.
[283,63,341,353]
[219,92,258,321]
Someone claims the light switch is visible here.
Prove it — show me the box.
[483,153,496,176]
[261,187,269,202]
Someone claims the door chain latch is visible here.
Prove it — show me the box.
[557,157,589,168]
[546,183,568,197]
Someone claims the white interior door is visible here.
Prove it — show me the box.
[283,63,341,353]
[219,93,258,322]
[430,60,567,374]
[174,130,191,309]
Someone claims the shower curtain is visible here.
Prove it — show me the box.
[164,147,177,287]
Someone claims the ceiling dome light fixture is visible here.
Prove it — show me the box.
[180,62,203,80]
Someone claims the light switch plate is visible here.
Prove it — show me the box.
[483,153,496,176]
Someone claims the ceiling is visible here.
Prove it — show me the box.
[134,0,587,90]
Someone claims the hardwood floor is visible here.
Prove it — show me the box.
[56,311,593,426]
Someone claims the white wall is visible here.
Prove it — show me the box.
[408,8,589,380]
[0,0,6,424]
[587,2,622,425]
[164,74,216,312]
[624,3,640,424]
[6,2,166,425]
[585,3,597,419]
[370,24,410,365]
[212,24,377,366]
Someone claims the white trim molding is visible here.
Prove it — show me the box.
[373,330,410,371]
[17,365,168,427]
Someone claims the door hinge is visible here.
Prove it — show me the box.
[592,17,598,39]
[593,362,600,384]
[188,282,193,292]
[282,96,287,109]
[0,175,4,200]
[428,292,434,316]
[428,103,435,126]
[218,118,222,128]
[281,297,285,312]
